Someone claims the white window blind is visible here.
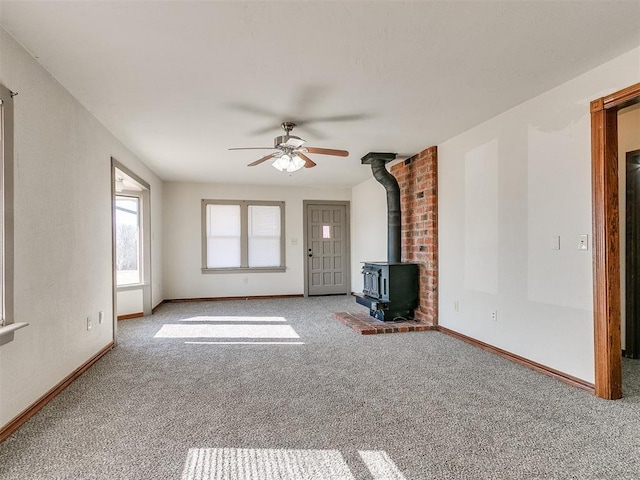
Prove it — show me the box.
[248,205,281,267]
[206,204,241,268]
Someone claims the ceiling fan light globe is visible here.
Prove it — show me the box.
[271,154,290,171]
[291,155,306,171]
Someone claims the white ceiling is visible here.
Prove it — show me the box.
[0,1,639,188]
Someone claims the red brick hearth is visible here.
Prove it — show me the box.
[334,312,434,335]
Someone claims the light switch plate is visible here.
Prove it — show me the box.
[551,236,560,250]
[578,234,588,250]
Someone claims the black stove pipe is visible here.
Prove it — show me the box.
[370,158,401,264]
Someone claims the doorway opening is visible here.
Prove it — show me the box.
[111,158,151,343]
[624,146,640,359]
[591,82,640,399]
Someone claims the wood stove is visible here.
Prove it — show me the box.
[356,261,419,321]
[354,152,419,321]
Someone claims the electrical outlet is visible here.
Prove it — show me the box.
[491,310,497,322]
[453,300,460,312]
[578,234,589,250]
[86,316,92,331]
[98,311,104,324]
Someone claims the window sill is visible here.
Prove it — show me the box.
[117,283,147,292]
[0,322,29,347]
[201,266,286,274]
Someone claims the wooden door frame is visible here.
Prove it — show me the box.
[302,200,351,297]
[591,82,640,399]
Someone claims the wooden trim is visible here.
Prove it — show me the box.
[437,326,594,393]
[590,83,640,399]
[0,342,114,443]
[603,83,640,110]
[119,300,166,317]
[164,294,305,303]
[591,101,623,399]
[117,312,143,321]
[152,300,165,314]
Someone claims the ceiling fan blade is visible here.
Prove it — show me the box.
[248,152,277,167]
[227,102,282,118]
[297,153,316,168]
[304,147,349,157]
[296,114,370,126]
[229,147,275,151]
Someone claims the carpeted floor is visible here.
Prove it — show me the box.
[1,296,639,479]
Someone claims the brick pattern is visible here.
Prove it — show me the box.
[390,146,438,325]
[334,312,434,335]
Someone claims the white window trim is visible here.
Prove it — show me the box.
[0,82,28,345]
[201,199,286,274]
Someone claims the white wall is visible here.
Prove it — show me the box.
[116,290,143,317]
[437,46,640,383]
[350,177,388,293]
[163,182,351,299]
[619,104,640,350]
[0,27,163,429]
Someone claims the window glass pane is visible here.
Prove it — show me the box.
[115,196,141,285]
[206,204,241,268]
[248,205,281,267]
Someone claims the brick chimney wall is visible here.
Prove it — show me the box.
[390,146,438,325]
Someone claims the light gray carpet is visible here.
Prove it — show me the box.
[1,296,640,479]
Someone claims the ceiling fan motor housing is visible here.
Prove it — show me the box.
[274,135,306,149]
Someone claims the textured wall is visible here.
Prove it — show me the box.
[350,178,388,293]
[437,46,640,383]
[0,26,163,430]
[162,182,351,299]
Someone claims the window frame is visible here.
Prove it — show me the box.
[0,83,14,329]
[0,82,26,346]
[201,199,286,273]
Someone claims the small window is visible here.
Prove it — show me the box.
[202,200,285,273]
[115,194,142,285]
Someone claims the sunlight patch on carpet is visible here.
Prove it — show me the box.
[181,448,407,480]
[359,450,408,480]
[179,316,287,323]
[154,324,300,339]
[181,448,354,480]
[185,341,305,345]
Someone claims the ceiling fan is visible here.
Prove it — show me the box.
[229,122,349,172]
